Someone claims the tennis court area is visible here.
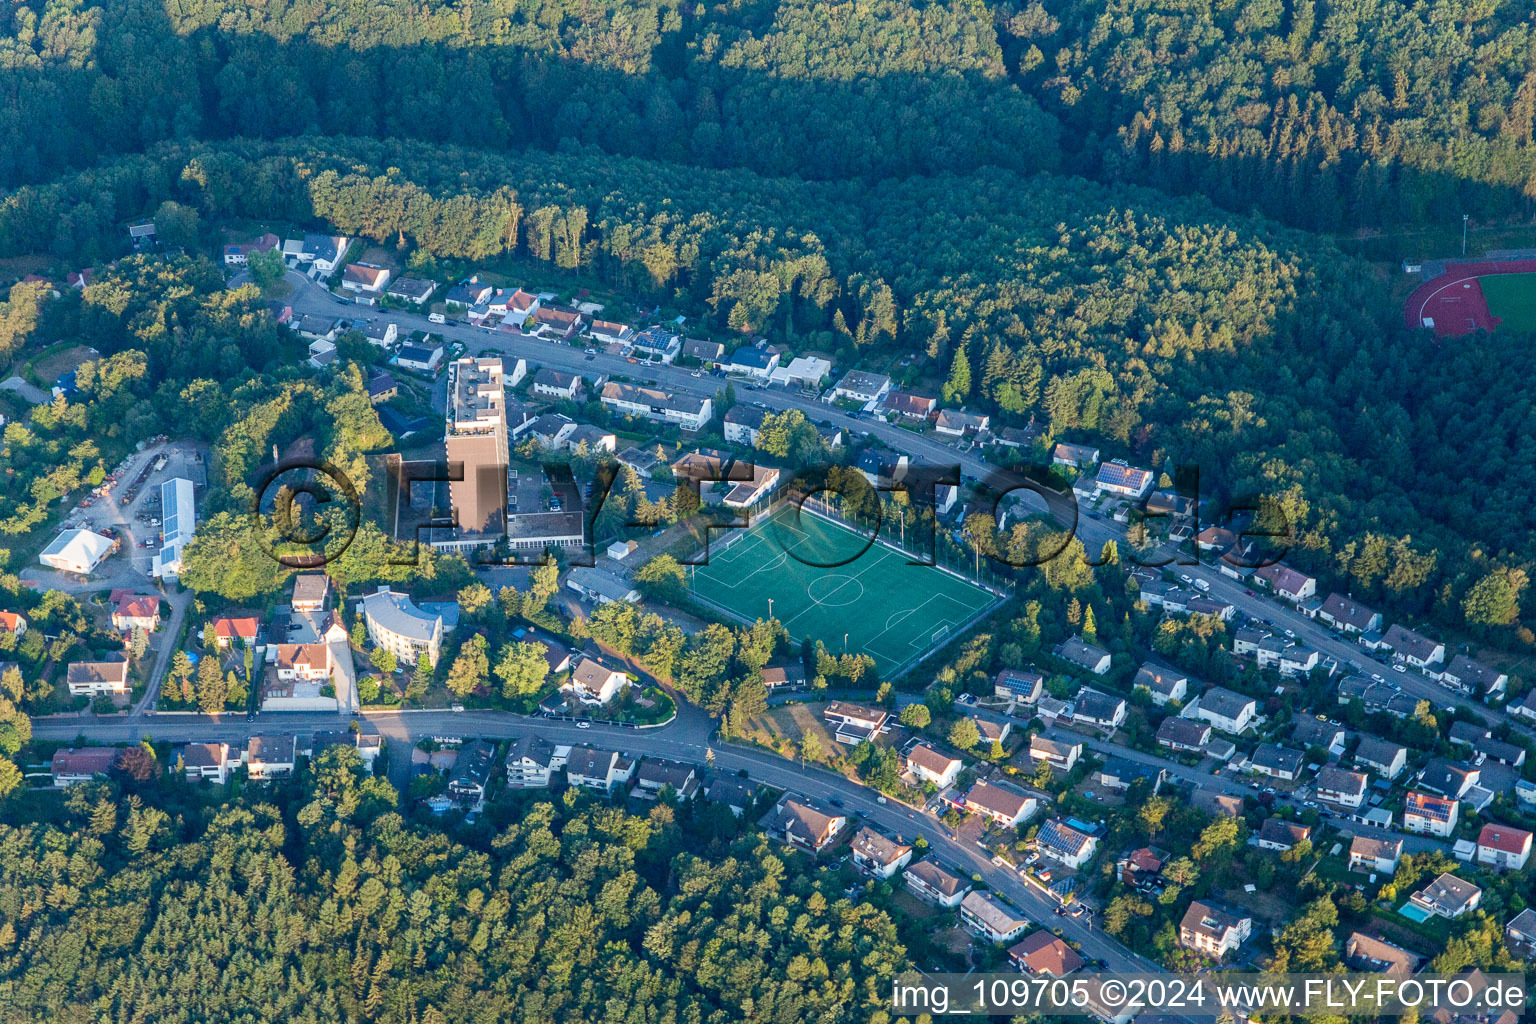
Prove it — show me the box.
[689,504,999,676]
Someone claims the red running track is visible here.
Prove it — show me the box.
[1404,259,1536,337]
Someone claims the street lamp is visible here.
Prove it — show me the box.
[767,597,774,619]
[1463,214,1470,256]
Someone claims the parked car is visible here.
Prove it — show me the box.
[577,720,591,729]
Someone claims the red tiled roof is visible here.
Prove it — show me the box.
[1478,824,1532,855]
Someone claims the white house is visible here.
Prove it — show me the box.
[564,658,629,705]
[1190,687,1257,734]
[905,743,963,788]
[960,891,1031,944]
[1035,818,1098,869]
[1476,824,1533,870]
[361,586,443,667]
[1403,791,1458,837]
[849,827,914,879]
[600,382,713,430]
[1179,901,1252,959]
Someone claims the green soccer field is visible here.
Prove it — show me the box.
[688,505,1000,676]
[1480,272,1536,332]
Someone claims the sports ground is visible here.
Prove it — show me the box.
[689,504,1000,676]
[1404,259,1536,337]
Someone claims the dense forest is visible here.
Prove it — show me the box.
[2,0,1536,230]
[0,757,907,1024]
[2,135,1528,640]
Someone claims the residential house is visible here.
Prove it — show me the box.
[1009,932,1084,977]
[1318,593,1382,634]
[294,315,339,343]
[635,758,700,801]
[1253,563,1317,603]
[904,859,970,908]
[588,320,634,347]
[968,715,1011,747]
[1408,874,1482,919]
[179,742,234,783]
[681,337,725,364]
[1096,758,1167,794]
[0,611,25,636]
[1476,824,1533,870]
[600,382,713,430]
[1437,655,1509,698]
[505,735,565,788]
[565,657,629,705]
[386,277,437,305]
[1249,743,1304,781]
[934,409,990,437]
[1051,443,1100,469]
[393,343,444,372]
[702,777,760,817]
[905,743,963,788]
[1094,460,1154,499]
[222,233,280,265]
[1293,716,1347,756]
[723,404,768,446]
[1232,626,1269,657]
[995,668,1044,704]
[1157,717,1212,754]
[531,367,583,400]
[830,370,892,406]
[822,701,889,745]
[66,660,129,697]
[1192,687,1258,734]
[1505,909,1536,956]
[1345,933,1425,975]
[51,747,118,785]
[446,739,497,806]
[1315,766,1369,809]
[963,779,1039,828]
[299,233,349,274]
[565,567,641,605]
[760,663,807,691]
[723,344,779,378]
[245,735,297,780]
[630,327,682,363]
[1118,847,1166,885]
[1418,760,1478,799]
[672,450,779,508]
[1073,689,1127,730]
[501,289,540,327]
[758,794,847,853]
[1179,901,1252,959]
[211,616,260,648]
[1028,736,1082,772]
[1383,623,1446,669]
[1134,663,1188,706]
[960,891,1031,944]
[445,276,493,307]
[1349,836,1404,874]
[341,262,391,295]
[1403,791,1459,837]
[565,746,638,793]
[769,355,831,388]
[367,369,399,403]
[881,390,937,421]
[1257,818,1313,851]
[1036,818,1098,869]
[274,643,331,682]
[1053,636,1111,675]
[111,593,160,633]
[291,573,330,612]
[850,827,914,878]
[531,304,585,340]
[1354,736,1408,779]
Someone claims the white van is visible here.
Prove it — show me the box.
[429,312,446,324]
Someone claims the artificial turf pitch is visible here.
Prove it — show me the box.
[1480,271,1536,332]
[688,504,998,675]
